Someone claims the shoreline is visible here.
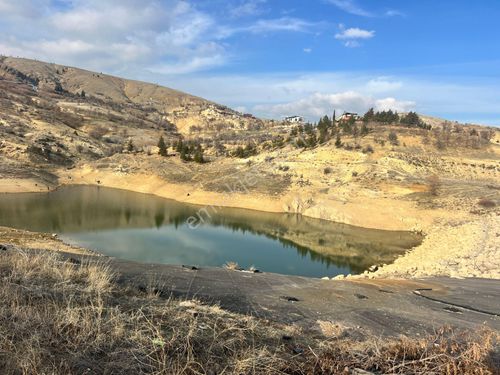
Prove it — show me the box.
[1,166,452,232]
[1,174,498,280]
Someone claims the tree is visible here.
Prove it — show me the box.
[363,108,375,123]
[158,136,167,156]
[295,137,306,148]
[400,111,420,126]
[335,134,342,148]
[193,148,204,163]
[360,122,369,136]
[80,90,86,98]
[352,124,359,138]
[54,82,64,94]
[175,139,183,153]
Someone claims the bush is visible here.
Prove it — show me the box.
[158,136,167,156]
[388,131,399,146]
[88,126,107,140]
[478,198,496,208]
[335,135,342,148]
[324,167,332,174]
[427,174,441,196]
[362,145,374,154]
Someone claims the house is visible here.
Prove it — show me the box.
[339,112,359,122]
[284,115,304,123]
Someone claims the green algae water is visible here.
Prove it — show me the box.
[0,186,421,277]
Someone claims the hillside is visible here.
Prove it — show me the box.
[0,56,262,135]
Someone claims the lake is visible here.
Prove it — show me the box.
[0,185,422,277]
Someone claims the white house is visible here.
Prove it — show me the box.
[284,115,304,123]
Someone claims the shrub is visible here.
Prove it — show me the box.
[127,139,134,152]
[362,145,374,154]
[478,198,496,208]
[388,131,399,146]
[427,174,441,196]
[324,167,332,174]
[158,136,167,156]
[88,126,107,140]
[335,135,342,148]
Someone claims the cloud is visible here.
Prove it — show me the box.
[148,53,226,75]
[162,71,500,125]
[335,26,375,47]
[0,0,227,74]
[386,9,405,17]
[335,27,375,40]
[0,1,318,76]
[230,0,267,18]
[374,97,415,112]
[254,91,415,119]
[303,48,312,53]
[326,0,373,17]
[0,0,49,18]
[219,17,318,38]
[366,78,403,93]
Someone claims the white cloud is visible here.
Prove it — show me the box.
[161,71,500,125]
[374,97,415,112]
[254,91,414,119]
[0,0,226,74]
[0,0,49,18]
[386,9,405,17]
[335,27,375,40]
[230,0,267,18]
[303,48,312,53]
[148,54,226,75]
[219,17,318,38]
[366,78,403,93]
[335,26,375,47]
[0,0,317,76]
[326,0,373,17]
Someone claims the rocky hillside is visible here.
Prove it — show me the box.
[0,56,262,135]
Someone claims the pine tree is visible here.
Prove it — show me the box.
[363,108,374,123]
[158,136,167,156]
[335,134,342,148]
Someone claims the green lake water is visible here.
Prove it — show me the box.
[0,185,422,277]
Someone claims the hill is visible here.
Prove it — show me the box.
[0,56,262,135]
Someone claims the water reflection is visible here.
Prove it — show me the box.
[0,186,422,277]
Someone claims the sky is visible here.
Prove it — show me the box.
[0,0,499,125]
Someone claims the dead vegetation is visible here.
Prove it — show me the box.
[0,248,498,374]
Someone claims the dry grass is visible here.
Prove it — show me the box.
[0,249,498,374]
[224,261,241,270]
[290,327,499,374]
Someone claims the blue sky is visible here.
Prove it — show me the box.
[1,0,499,124]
